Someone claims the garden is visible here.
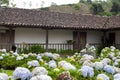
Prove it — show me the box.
[0,45,120,80]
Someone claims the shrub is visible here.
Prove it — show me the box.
[29,45,46,53]
[0,56,36,70]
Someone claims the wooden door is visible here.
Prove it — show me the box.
[0,30,14,50]
[73,31,86,50]
[108,32,115,46]
[79,32,86,49]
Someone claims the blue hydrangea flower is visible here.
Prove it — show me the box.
[13,67,31,80]
[104,65,115,74]
[37,55,42,60]
[80,66,94,77]
[48,60,57,68]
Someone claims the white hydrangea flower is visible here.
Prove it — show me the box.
[110,46,116,51]
[114,61,118,66]
[44,52,53,58]
[13,67,31,80]
[48,60,57,68]
[28,53,33,56]
[96,74,109,80]
[28,53,37,57]
[32,67,48,77]
[101,58,111,66]
[108,52,115,58]
[16,56,24,60]
[23,54,29,58]
[0,76,4,80]
[82,54,94,60]
[1,54,5,56]
[113,67,120,73]
[5,53,10,56]
[58,61,76,70]
[88,46,96,52]
[27,60,40,67]
[0,73,9,80]
[30,75,52,80]
[0,56,3,60]
[114,73,120,80]
[83,61,93,67]
[12,52,19,56]
[115,59,120,62]
[52,54,60,60]
[112,57,117,61]
[93,62,103,70]
[1,49,6,53]
[80,49,87,53]
[37,55,42,60]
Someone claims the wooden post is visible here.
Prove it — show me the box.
[103,30,107,47]
[46,29,48,51]
[9,28,13,50]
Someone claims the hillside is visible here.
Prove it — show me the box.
[40,0,120,16]
[48,3,91,14]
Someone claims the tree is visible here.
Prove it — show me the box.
[87,0,92,3]
[91,3,104,14]
[110,1,120,15]
[79,0,85,3]
[0,0,9,7]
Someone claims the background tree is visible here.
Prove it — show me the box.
[110,0,120,15]
[0,0,9,7]
[87,0,92,3]
[79,0,85,3]
[91,3,104,15]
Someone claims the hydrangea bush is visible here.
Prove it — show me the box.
[0,46,120,80]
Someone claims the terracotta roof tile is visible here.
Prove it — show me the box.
[0,8,110,30]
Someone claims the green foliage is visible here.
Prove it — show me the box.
[22,48,30,54]
[98,12,113,16]
[41,7,49,11]
[74,3,80,10]
[110,1,120,15]
[91,3,104,15]
[0,0,9,7]
[48,49,57,53]
[29,45,45,53]
[0,55,36,70]
[18,45,46,54]
[0,69,13,76]
[66,40,75,44]
[0,56,22,69]
[42,55,51,62]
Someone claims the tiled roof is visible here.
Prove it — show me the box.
[0,7,117,30]
[106,16,120,29]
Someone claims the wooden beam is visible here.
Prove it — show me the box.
[46,29,48,51]
[9,28,13,50]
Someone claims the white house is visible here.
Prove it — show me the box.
[0,8,120,51]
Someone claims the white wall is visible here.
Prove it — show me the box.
[15,28,46,43]
[87,31,103,44]
[15,28,73,43]
[49,30,73,43]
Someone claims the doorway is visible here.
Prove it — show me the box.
[0,30,14,50]
[73,31,86,50]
